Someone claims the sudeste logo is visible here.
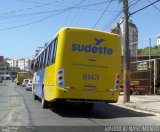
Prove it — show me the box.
[72,38,113,55]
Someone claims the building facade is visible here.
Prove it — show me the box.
[157,35,160,46]
[5,58,32,71]
[0,56,4,63]
[111,17,138,57]
[0,62,11,79]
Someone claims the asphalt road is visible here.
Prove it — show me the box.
[0,80,160,132]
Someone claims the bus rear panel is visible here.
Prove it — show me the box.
[44,28,121,103]
[16,72,29,85]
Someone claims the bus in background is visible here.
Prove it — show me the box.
[16,71,29,85]
[31,27,121,109]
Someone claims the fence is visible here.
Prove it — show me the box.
[129,58,160,94]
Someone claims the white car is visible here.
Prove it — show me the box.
[22,79,29,87]
[26,80,32,91]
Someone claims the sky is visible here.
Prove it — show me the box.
[0,0,160,59]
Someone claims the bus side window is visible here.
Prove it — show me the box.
[37,57,40,70]
[42,50,46,68]
[45,47,49,66]
[37,56,40,70]
[47,42,52,65]
[53,38,58,60]
[40,52,44,69]
[50,37,58,64]
[50,40,55,64]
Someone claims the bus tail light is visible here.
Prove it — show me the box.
[57,68,65,88]
[114,73,120,90]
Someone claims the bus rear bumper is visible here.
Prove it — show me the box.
[48,86,120,103]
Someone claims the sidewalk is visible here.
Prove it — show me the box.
[117,94,160,114]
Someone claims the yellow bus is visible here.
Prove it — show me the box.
[31,27,121,109]
[16,71,29,85]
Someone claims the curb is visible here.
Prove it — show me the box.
[116,103,160,115]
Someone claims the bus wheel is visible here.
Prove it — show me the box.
[41,91,49,109]
[79,103,94,111]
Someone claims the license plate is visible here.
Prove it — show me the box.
[85,85,96,90]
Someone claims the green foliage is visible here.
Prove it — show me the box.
[138,45,160,55]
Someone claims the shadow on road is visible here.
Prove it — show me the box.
[50,103,155,119]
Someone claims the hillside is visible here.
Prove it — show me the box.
[138,45,160,55]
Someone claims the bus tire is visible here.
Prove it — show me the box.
[41,90,49,109]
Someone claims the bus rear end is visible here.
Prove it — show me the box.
[55,28,121,103]
[16,72,29,85]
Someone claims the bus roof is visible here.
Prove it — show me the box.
[59,27,120,37]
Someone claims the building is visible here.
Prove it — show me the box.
[24,59,32,71]
[0,56,4,63]
[110,23,120,35]
[111,17,138,57]
[157,35,160,46]
[5,58,32,71]
[0,62,11,79]
[17,59,25,70]
[5,58,17,67]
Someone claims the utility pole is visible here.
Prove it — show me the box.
[149,38,151,60]
[149,38,152,94]
[123,0,130,103]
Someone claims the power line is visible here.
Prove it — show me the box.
[147,0,160,12]
[130,0,160,16]
[0,3,79,31]
[64,0,76,26]
[105,9,123,31]
[0,0,100,31]
[0,0,64,16]
[16,0,47,4]
[0,1,109,21]
[128,0,141,8]
[0,0,109,17]
[69,0,86,26]
[102,3,122,31]
[92,0,112,28]
[109,19,124,33]
[0,7,114,23]
[72,0,89,27]
[102,0,138,31]
[103,0,158,31]
[0,1,107,18]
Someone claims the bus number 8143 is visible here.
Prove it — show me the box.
[82,73,99,81]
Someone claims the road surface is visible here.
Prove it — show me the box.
[0,80,160,132]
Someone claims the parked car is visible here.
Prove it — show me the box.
[22,79,29,87]
[26,79,32,91]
